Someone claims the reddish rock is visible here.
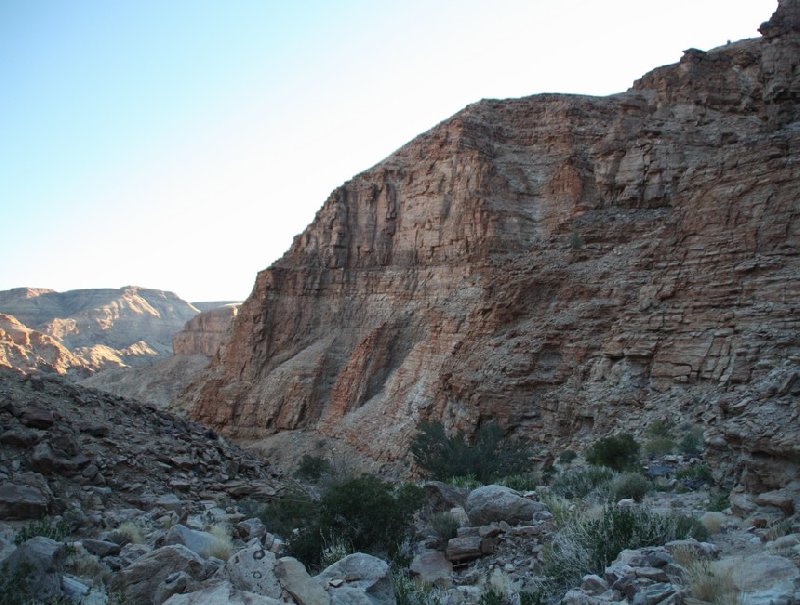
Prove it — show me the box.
[182,2,800,487]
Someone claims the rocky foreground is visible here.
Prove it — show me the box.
[181,0,800,498]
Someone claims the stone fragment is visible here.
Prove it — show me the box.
[110,544,205,604]
[237,517,268,542]
[580,574,608,595]
[756,488,795,514]
[21,406,54,429]
[410,550,453,588]
[81,538,121,557]
[445,536,483,562]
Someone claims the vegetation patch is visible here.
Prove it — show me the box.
[411,421,532,483]
[584,433,640,471]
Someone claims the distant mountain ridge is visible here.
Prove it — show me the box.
[0,286,199,375]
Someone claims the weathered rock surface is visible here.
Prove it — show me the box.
[80,353,210,408]
[0,367,281,521]
[3,537,65,602]
[173,304,240,357]
[182,1,800,491]
[162,581,282,605]
[0,286,199,374]
[110,544,205,604]
[315,553,395,605]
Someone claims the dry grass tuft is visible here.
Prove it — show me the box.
[208,524,234,560]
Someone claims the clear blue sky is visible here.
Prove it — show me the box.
[0,1,777,302]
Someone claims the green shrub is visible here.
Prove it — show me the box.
[678,427,704,455]
[610,472,652,502]
[430,511,460,542]
[646,419,673,438]
[478,589,508,605]
[411,421,532,483]
[498,473,539,492]
[282,476,424,570]
[259,487,321,539]
[0,561,34,605]
[643,437,677,457]
[676,463,713,485]
[584,433,640,471]
[707,491,729,512]
[294,454,333,482]
[447,474,481,488]
[558,450,577,464]
[14,517,70,545]
[550,466,613,500]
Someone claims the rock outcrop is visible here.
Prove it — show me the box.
[0,313,88,376]
[0,286,200,373]
[173,304,240,357]
[183,3,800,488]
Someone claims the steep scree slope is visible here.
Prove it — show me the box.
[183,2,800,489]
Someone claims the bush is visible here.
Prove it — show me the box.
[676,463,713,487]
[394,569,443,605]
[411,421,531,483]
[558,450,577,464]
[646,419,673,438]
[497,473,539,492]
[610,473,652,502]
[14,517,70,545]
[678,426,704,455]
[584,433,640,471]
[707,491,729,512]
[294,454,333,482]
[643,437,676,457]
[532,505,708,601]
[274,476,424,570]
[550,466,613,500]
[430,512,460,542]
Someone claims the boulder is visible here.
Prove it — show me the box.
[237,517,268,542]
[465,485,545,526]
[755,488,795,514]
[423,481,469,511]
[162,524,218,558]
[276,556,331,605]
[81,538,121,557]
[110,544,205,604]
[3,537,65,602]
[721,553,800,604]
[315,553,394,605]
[162,581,283,605]
[222,541,282,598]
[20,405,54,429]
[0,479,52,520]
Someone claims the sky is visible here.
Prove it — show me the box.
[0,0,778,302]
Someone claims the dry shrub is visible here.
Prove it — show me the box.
[115,522,144,545]
[686,559,746,604]
[208,524,234,560]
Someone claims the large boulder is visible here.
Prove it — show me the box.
[409,550,453,587]
[2,537,65,602]
[276,556,331,605]
[162,580,282,605]
[221,541,282,598]
[465,485,545,526]
[110,544,205,605]
[315,553,394,605]
[0,477,53,520]
[721,553,800,605]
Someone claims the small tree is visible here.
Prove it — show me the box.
[584,433,640,471]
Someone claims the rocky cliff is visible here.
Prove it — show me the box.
[173,304,240,357]
[183,2,800,490]
[0,286,199,373]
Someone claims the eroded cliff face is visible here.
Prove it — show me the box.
[184,2,800,489]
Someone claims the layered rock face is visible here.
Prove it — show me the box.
[0,314,88,375]
[184,2,800,488]
[173,303,240,357]
[0,286,199,373]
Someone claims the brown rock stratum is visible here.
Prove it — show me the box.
[184,2,800,489]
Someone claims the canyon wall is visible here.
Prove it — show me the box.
[183,2,800,489]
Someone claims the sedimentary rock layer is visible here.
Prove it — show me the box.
[184,2,800,487]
